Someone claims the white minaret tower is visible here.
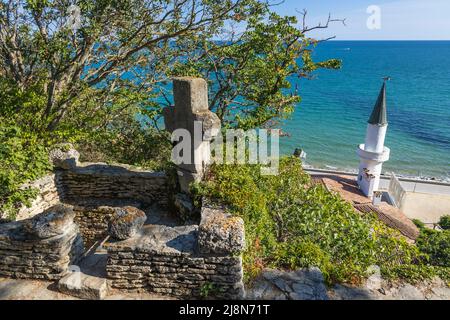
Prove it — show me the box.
[357,79,391,198]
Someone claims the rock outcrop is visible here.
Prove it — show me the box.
[246,268,329,300]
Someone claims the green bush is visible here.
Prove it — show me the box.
[416,228,450,267]
[0,78,171,221]
[195,156,447,284]
[439,215,450,230]
[0,122,51,220]
[412,219,426,229]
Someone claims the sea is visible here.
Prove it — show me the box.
[280,41,450,181]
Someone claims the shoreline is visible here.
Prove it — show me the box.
[301,162,450,185]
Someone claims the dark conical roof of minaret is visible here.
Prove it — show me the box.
[368,81,388,125]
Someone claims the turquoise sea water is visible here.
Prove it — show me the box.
[280,41,450,180]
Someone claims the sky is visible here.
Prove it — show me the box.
[272,0,450,40]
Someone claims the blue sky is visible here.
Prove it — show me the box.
[272,0,450,40]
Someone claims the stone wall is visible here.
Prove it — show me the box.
[13,174,62,221]
[73,201,143,249]
[105,203,246,299]
[0,205,84,280]
[106,249,244,299]
[58,163,169,208]
[73,205,115,249]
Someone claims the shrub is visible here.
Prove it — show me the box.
[195,156,447,284]
[0,122,51,220]
[439,215,450,230]
[413,219,426,229]
[416,228,450,267]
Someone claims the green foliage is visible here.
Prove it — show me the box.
[2,1,342,135]
[0,80,171,220]
[413,219,426,229]
[170,12,342,129]
[199,282,226,299]
[1,2,342,215]
[195,157,448,284]
[1,1,341,191]
[273,240,334,280]
[438,215,450,230]
[380,264,440,283]
[416,228,450,267]
[0,121,51,220]
[200,282,215,298]
[76,113,172,171]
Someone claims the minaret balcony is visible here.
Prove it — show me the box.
[357,144,390,162]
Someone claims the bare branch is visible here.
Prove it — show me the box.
[296,9,346,34]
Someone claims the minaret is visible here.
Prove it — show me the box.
[357,79,391,198]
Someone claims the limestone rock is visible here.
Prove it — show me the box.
[198,205,245,254]
[287,268,327,300]
[365,265,382,291]
[329,284,376,300]
[23,204,76,239]
[58,268,108,300]
[247,268,329,300]
[173,77,209,113]
[193,111,221,141]
[173,193,196,222]
[49,143,80,170]
[108,207,147,240]
[396,283,425,300]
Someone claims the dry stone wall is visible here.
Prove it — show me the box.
[0,205,84,280]
[58,163,169,208]
[0,78,247,300]
[105,203,246,299]
[12,174,62,221]
[106,249,244,299]
[73,205,116,249]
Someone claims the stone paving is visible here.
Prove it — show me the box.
[0,277,172,300]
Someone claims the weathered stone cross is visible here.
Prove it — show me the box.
[163,77,221,192]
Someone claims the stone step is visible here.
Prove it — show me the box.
[57,241,109,300]
[57,268,108,300]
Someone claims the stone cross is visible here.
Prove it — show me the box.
[163,77,221,192]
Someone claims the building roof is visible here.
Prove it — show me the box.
[368,81,388,125]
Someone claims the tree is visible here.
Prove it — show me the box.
[168,10,343,129]
[0,0,259,131]
[1,1,343,134]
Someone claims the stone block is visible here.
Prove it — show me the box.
[108,207,147,240]
[49,143,80,170]
[174,193,197,222]
[198,205,245,254]
[58,269,108,300]
[173,77,209,114]
[193,111,221,141]
[22,204,76,239]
